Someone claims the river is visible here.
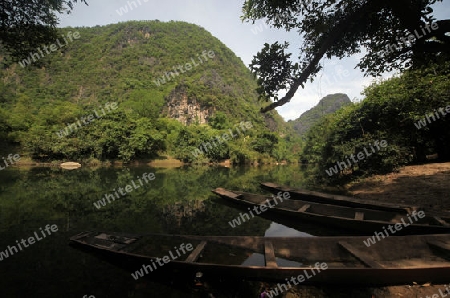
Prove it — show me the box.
[0,164,342,298]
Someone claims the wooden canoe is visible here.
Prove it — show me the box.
[212,188,450,235]
[69,231,450,285]
[260,182,416,214]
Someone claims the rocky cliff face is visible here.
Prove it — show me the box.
[164,85,215,125]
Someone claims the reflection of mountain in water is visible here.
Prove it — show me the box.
[161,200,206,227]
[159,198,273,236]
[0,165,329,297]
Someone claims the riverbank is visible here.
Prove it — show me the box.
[346,162,450,216]
[267,162,450,297]
[2,158,449,296]
[10,156,290,169]
[259,282,450,297]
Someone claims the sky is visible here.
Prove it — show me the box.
[58,0,450,121]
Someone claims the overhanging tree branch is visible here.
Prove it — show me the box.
[0,0,88,63]
[252,0,448,113]
[260,0,385,113]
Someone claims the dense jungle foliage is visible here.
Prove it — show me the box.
[301,62,450,184]
[0,21,302,164]
[1,20,448,185]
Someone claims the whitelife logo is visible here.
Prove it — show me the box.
[0,224,58,261]
[153,50,215,87]
[0,153,20,171]
[93,173,155,209]
[131,243,193,280]
[419,283,450,298]
[228,191,290,228]
[264,262,328,297]
[363,211,426,247]
[19,31,80,68]
[116,0,149,16]
[191,121,253,158]
[56,102,118,138]
[380,22,439,57]
[325,140,388,176]
[414,105,450,130]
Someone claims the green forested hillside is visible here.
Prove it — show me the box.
[301,62,450,184]
[288,93,351,136]
[0,21,297,164]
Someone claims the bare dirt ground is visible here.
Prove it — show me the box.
[347,162,450,216]
[268,162,450,298]
[262,283,450,298]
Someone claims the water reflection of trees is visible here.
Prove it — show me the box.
[0,164,320,235]
[0,164,323,297]
[161,200,206,227]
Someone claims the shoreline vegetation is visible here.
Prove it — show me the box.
[2,23,447,180]
[6,155,293,168]
[6,155,447,175]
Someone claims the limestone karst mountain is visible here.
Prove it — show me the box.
[0,20,293,163]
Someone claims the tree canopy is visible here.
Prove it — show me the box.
[242,0,450,112]
[0,21,299,164]
[301,61,450,184]
[0,0,87,63]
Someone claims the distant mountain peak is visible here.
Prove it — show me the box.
[289,93,351,135]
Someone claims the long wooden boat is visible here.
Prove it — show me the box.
[217,195,360,236]
[261,182,416,214]
[212,188,450,235]
[70,231,450,285]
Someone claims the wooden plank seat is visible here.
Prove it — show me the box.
[355,211,364,220]
[338,241,383,268]
[185,241,207,262]
[264,240,278,268]
[298,204,311,212]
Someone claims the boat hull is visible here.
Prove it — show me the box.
[260,182,414,213]
[70,232,450,286]
[212,188,450,235]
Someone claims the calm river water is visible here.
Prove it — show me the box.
[0,164,344,298]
